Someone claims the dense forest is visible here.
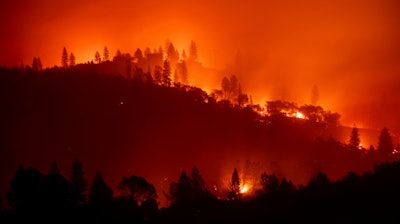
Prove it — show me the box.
[1,49,400,222]
[2,158,400,222]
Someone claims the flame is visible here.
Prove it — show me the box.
[285,111,306,119]
[240,184,249,194]
[295,111,305,119]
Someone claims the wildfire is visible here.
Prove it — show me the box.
[285,111,306,120]
[295,111,305,119]
[240,184,249,194]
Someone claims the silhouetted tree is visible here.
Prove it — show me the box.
[162,60,172,86]
[114,49,122,61]
[377,127,394,159]
[118,175,157,206]
[166,43,179,66]
[89,170,113,206]
[69,53,76,66]
[95,51,101,64]
[299,105,324,122]
[190,166,206,199]
[266,100,297,117]
[228,168,241,199]
[103,46,110,61]
[42,163,69,208]
[279,178,295,193]
[260,172,280,194]
[69,160,86,204]
[307,171,330,190]
[31,57,38,71]
[144,47,151,57]
[189,40,198,62]
[219,75,242,102]
[6,166,42,210]
[134,48,143,61]
[349,125,360,149]
[62,47,69,68]
[167,166,215,206]
[341,171,361,184]
[31,57,42,71]
[168,171,191,204]
[323,111,341,127]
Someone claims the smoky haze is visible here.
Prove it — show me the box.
[1,1,400,132]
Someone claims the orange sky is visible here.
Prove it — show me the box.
[1,0,400,133]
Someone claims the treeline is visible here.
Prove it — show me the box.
[2,160,400,222]
[0,65,398,186]
[1,65,400,222]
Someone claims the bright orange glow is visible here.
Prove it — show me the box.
[285,111,306,120]
[2,0,400,209]
[295,112,305,119]
[240,184,249,194]
[1,0,400,135]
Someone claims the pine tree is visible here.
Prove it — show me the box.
[228,168,240,199]
[69,53,76,66]
[162,60,172,86]
[95,51,101,64]
[190,166,205,196]
[32,57,39,72]
[349,126,361,149]
[103,46,109,61]
[89,170,113,206]
[134,48,143,60]
[167,43,179,65]
[61,47,69,68]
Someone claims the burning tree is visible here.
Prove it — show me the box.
[228,168,241,200]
